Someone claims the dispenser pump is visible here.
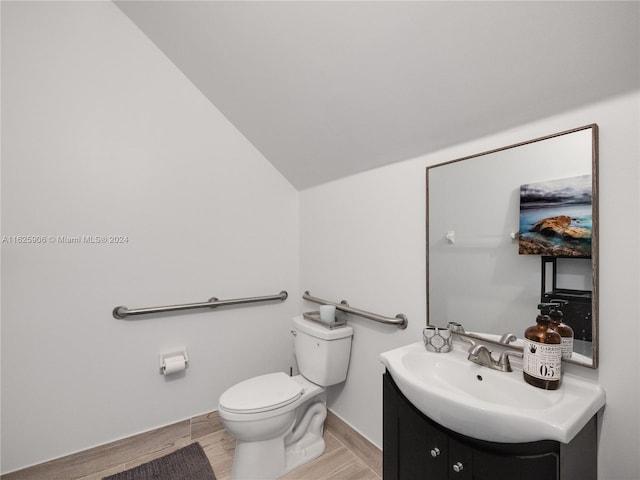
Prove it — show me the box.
[522,304,562,390]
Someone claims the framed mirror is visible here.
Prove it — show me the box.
[426,125,598,368]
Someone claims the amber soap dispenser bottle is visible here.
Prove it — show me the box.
[548,300,574,360]
[523,305,562,390]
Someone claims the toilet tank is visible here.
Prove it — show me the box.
[292,315,354,386]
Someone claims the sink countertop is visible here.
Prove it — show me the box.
[380,341,605,444]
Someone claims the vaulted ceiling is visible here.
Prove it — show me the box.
[116,1,639,190]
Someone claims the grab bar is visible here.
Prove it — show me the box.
[113,290,288,319]
[302,291,408,329]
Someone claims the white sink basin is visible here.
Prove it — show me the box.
[380,342,605,444]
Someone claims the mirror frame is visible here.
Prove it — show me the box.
[426,124,599,368]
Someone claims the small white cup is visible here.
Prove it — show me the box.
[319,305,336,323]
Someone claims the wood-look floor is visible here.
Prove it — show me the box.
[198,427,380,480]
[1,411,382,480]
[77,424,381,480]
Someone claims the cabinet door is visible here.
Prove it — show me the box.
[397,397,449,479]
[448,438,473,480]
[472,447,559,480]
[382,372,399,479]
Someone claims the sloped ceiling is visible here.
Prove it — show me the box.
[116,1,639,190]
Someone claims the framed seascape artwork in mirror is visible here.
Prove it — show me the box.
[426,125,598,368]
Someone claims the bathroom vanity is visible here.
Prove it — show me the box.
[383,372,597,480]
[380,342,605,480]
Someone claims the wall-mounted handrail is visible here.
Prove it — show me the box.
[302,291,407,329]
[113,290,288,319]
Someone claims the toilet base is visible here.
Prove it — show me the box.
[284,426,325,474]
[230,401,327,480]
[232,436,289,480]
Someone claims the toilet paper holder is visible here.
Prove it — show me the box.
[159,350,189,375]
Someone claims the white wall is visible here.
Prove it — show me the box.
[2,2,639,479]
[300,90,640,480]
[1,2,298,473]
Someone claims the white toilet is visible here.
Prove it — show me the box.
[218,314,354,480]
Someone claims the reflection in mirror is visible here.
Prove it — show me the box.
[426,125,598,368]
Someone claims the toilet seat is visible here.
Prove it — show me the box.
[219,372,303,414]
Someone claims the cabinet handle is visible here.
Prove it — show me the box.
[452,461,464,473]
[430,447,440,457]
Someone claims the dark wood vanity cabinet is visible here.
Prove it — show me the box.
[383,372,597,480]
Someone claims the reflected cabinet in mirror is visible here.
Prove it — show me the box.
[426,125,598,368]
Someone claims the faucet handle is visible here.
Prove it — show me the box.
[497,350,523,372]
[447,322,465,333]
[499,333,517,345]
[458,335,476,352]
[448,322,476,350]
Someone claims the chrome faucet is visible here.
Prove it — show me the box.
[447,322,476,350]
[447,322,523,372]
[499,333,517,345]
[447,322,476,349]
[467,344,523,372]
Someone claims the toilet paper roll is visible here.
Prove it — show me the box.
[162,355,186,375]
[320,305,336,323]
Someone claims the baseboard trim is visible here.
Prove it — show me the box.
[325,410,383,478]
[1,409,381,480]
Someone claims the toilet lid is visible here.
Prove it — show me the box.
[219,372,304,414]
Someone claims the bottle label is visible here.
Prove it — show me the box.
[523,339,561,381]
[561,337,573,359]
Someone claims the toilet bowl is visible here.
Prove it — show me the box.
[218,315,353,480]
